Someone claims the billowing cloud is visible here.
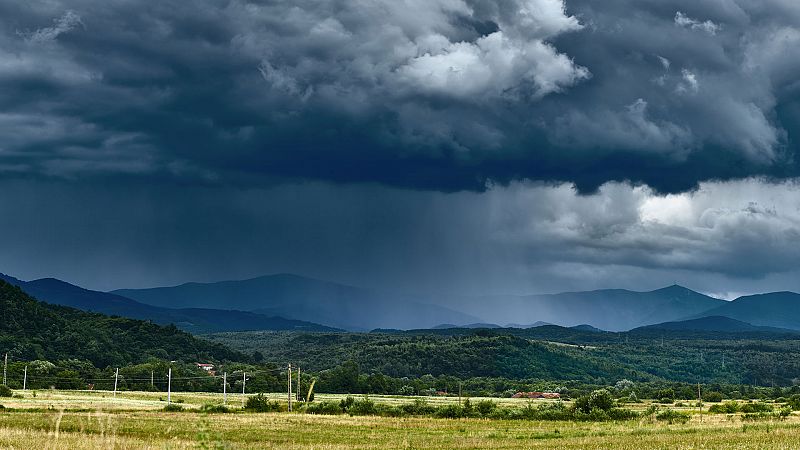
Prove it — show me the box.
[0,0,797,192]
[2,1,800,297]
[674,11,720,35]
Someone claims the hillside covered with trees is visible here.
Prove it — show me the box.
[0,280,245,368]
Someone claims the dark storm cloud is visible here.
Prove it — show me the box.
[2,0,799,192]
[3,0,800,298]
[3,178,800,297]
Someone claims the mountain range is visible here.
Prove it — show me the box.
[438,285,727,331]
[114,274,480,331]
[0,273,337,333]
[3,272,800,332]
[0,279,244,366]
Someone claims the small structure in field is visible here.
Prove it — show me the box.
[512,391,560,399]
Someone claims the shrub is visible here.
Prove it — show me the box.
[709,402,740,414]
[704,392,724,402]
[400,399,436,416]
[475,400,497,417]
[740,402,772,413]
[0,385,12,398]
[305,401,342,415]
[435,404,465,419]
[606,408,639,421]
[641,405,659,418]
[339,396,355,411]
[398,385,415,396]
[200,403,230,413]
[245,394,282,412]
[788,394,800,411]
[574,389,614,414]
[348,398,377,416]
[614,379,635,392]
[655,389,675,401]
[163,404,184,412]
[656,409,690,424]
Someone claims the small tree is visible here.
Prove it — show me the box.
[614,379,634,392]
[574,389,615,413]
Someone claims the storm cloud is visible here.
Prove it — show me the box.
[1,0,799,192]
[2,1,800,296]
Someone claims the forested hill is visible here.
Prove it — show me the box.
[0,280,246,367]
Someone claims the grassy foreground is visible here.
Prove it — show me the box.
[1,390,799,449]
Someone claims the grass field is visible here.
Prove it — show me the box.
[1,390,798,449]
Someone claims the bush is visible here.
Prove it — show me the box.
[305,401,342,415]
[163,404,184,412]
[339,396,355,411]
[0,385,12,398]
[574,389,614,414]
[245,393,282,412]
[606,408,639,421]
[656,409,690,424]
[200,403,231,413]
[641,404,659,418]
[398,385,415,396]
[614,379,634,392]
[654,389,675,401]
[435,404,465,419]
[788,394,800,411]
[475,400,497,417]
[348,398,377,416]
[740,402,772,413]
[704,392,724,402]
[709,402,740,414]
[400,399,436,416]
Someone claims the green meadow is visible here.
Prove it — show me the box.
[1,390,798,449]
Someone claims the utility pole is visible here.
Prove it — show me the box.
[287,363,293,412]
[459,382,463,406]
[113,368,119,397]
[722,354,725,369]
[151,371,154,390]
[23,365,27,391]
[167,368,172,405]
[242,372,247,407]
[223,372,227,405]
[297,366,301,402]
[3,353,7,385]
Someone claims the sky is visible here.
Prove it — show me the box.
[1,0,800,297]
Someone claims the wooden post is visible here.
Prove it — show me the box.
[23,366,27,391]
[2,353,7,386]
[223,372,227,405]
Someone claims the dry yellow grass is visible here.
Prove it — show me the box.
[0,391,797,449]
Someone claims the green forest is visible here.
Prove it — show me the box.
[3,278,800,402]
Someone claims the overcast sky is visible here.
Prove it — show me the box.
[2,0,800,297]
